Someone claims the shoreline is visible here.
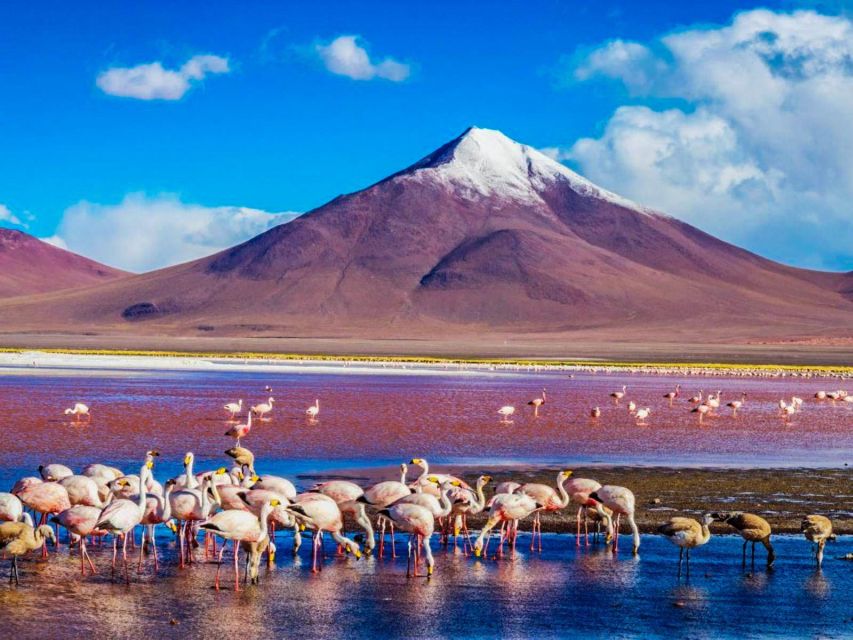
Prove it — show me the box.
[304,464,853,535]
[0,347,850,378]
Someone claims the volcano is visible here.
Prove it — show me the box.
[0,127,850,345]
[0,228,126,298]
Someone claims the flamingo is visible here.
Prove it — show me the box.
[64,402,91,422]
[306,399,320,420]
[39,463,73,481]
[473,493,541,559]
[200,498,281,590]
[358,464,412,558]
[59,474,105,507]
[0,492,25,523]
[706,391,722,410]
[610,385,627,403]
[51,505,106,575]
[564,477,603,546]
[497,405,516,421]
[688,390,703,404]
[15,481,70,556]
[781,402,796,422]
[285,498,362,573]
[251,397,275,420]
[590,407,601,419]
[96,460,152,583]
[138,479,176,570]
[691,403,711,424]
[223,399,243,419]
[791,396,804,411]
[225,411,253,446]
[448,475,490,549]
[635,407,651,425]
[801,515,835,567]
[516,470,572,551]
[225,446,256,474]
[663,384,681,405]
[712,512,775,567]
[727,393,747,416]
[590,485,640,555]
[309,481,376,555]
[0,521,55,585]
[658,513,713,577]
[527,389,546,417]
[251,474,297,501]
[627,400,637,414]
[815,390,827,400]
[169,474,217,567]
[408,458,470,497]
[377,503,435,577]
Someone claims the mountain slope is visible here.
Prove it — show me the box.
[0,127,849,342]
[0,229,127,298]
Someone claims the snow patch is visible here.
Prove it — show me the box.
[400,127,656,214]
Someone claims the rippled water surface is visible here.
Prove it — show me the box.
[1,364,851,638]
[0,365,850,481]
[1,533,851,639]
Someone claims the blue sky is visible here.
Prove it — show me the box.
[1,1,851,272]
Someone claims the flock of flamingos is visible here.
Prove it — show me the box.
[0,380,849,589]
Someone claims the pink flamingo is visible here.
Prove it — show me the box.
[225,411,252,446]
[565,477,603,546]
[590,485,640,555]
[377,503,435,577]
[516,470,572,551]
[474,493,541,559]
[15,481,71,557]
[51,505,106,575]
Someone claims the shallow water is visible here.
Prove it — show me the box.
[0,367,850,486]
[1,366,852,637]
[1,532,851,639]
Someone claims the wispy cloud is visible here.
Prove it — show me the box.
[315,35,410,81]
[96,54,230,100]
[50,193,300,272]
[0,204,25,227]
[560,9,853,270]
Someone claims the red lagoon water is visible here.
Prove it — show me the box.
[0,366,851,481]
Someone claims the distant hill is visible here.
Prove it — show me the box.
[0,228,127,298]
[0,127,850,345]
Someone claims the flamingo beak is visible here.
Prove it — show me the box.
[474,547,482,557]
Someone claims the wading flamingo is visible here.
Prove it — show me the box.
[610,385,627,403]
[223,399,243,420]
[306,399,320,420]
[712,512,775,568]
[516,470,572,551]
[564,476,603,546]
[0,521,55,585]
[801,515,835,567]
[590,407,601,419]
[590,485,640,555]
[285,498,362,573]
[377,503,435,577]
[251,397,275,420]
[528,389,546,417]
[51,505,106,575]
[727,393,747,416]
[635,408,651,425]
[657,513,713,577]
[225,412,253,446]
[663,384,681,405]
[497,405,516,421]
[64,403,91,422]
[473,493,541,559]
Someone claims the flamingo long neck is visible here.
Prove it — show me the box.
[556,474,570,508]
[473,481,487,511]
[416,461,429,483]
[185,456,198,489]
[437,486,453,517]
[400,466,408,484]
[161,485,173,521]
[700,522,711,544]
[136,466,149,512]
[258,503,272,541]
[200,479,211,516]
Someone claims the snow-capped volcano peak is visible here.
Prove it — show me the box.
[401,126,649,213]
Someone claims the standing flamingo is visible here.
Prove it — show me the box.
[658,513,713,577]
[527,389,546,417]
[377,503,435,577]
[285,498,361,573]
[590,485,640,555]
[64,403,91,422]
[497,405,516,421]
[51,505,106,575]
[225,411,253,446]
[590,407,601,419]
[473,493,541,559]
[801,515,834,567]
[251,397,275,420]
[663,384,681,406]
[223,399,243,419]
[610,385,627,403]
[96,460,152,583]
[564,476,603,546]
[516,470,572,551]
[306,399,320,420]
[0,522,55,585]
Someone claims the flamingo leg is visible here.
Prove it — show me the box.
[233,540,240,592]
[390,522,397,559]
[122,532,130,584]
[215,545,226,590]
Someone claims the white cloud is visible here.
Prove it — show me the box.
[50,193,300,272]
[96,54,230,100]
[316,35,410,81]
[564,9,853,270]
[0,204,24,226]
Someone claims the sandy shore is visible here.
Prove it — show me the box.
[0,349,850,378]
[303,465,853,535]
